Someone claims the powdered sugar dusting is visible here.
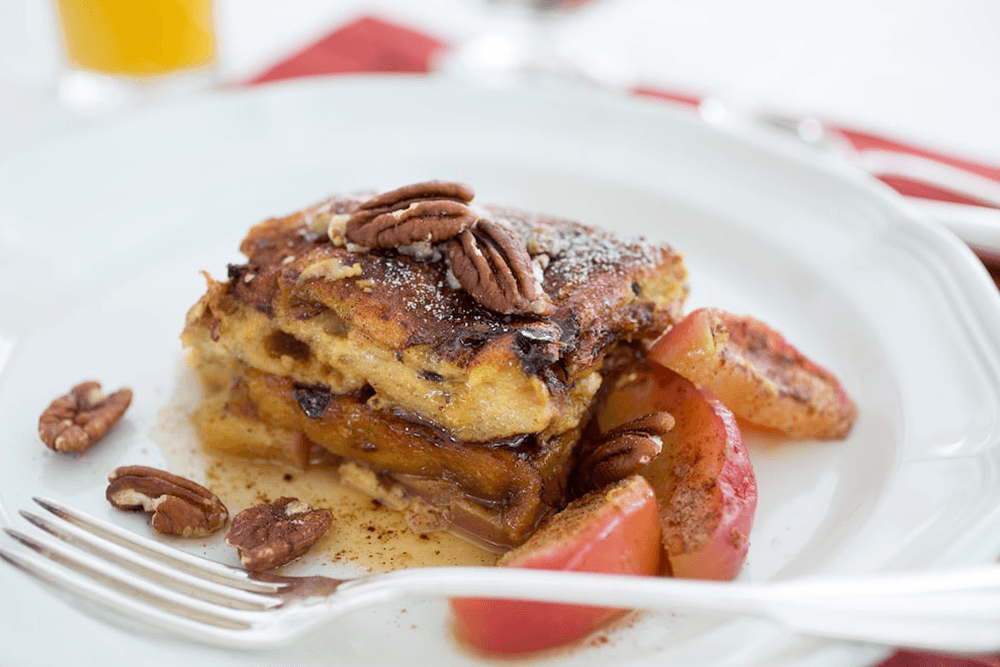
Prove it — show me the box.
[240,192,684,369]
[488,206,666,292]
[375,253,468,322]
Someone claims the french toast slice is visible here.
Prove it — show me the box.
[182,182,688,548]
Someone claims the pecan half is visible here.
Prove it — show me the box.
[225,497,333,572]
[38,381,132,453]
[346,199,478,248]
[344,180,476,246]
[574,412,675,495]
[447,219,555,315]
[107,466,229,537]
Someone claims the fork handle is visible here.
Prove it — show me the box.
[332,566,1000,654]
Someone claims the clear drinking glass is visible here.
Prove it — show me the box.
[438,0,632,88]
[54,0,217,115]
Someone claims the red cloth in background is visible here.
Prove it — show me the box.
[881,653,1000,667]
[243,15,1000,667]
[840,127,1000,207]
[246,16,445,84]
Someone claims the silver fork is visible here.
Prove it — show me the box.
[2,496,1000,653]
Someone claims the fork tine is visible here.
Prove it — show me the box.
[31,496,278,594]
[1,528,260,638]
[18,509,278,611]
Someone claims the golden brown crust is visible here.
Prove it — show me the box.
[181,188,690,548]
[226,199,688,376]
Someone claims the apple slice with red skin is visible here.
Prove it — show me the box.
[449,475,661,656]
[596,364,757,581]
[649,307,857,440]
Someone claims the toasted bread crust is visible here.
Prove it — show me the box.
[182,190,689,547]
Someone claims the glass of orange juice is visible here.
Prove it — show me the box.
[54,0,217,114]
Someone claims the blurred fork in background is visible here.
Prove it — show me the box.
[697,96,1000,264]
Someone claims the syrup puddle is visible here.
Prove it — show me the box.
[152,365,497,573]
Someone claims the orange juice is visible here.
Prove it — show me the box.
[56,0,215,77]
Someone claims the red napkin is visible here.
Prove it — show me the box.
[245,16,445,84]
[243,15,1000,667]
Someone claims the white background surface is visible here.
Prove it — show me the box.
[1,0,999,164]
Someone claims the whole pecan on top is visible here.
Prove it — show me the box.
[38,381,133,454]
[107,466,229,538]
[573,412,675,495]
[345,180,478,248]
[225,497,333,572]
[447,218,555,316]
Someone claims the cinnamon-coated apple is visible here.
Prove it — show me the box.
[449,475,661,656]
[649,307,857,440]
[596,365,757,581]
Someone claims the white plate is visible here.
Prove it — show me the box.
[2,76,1000,667]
